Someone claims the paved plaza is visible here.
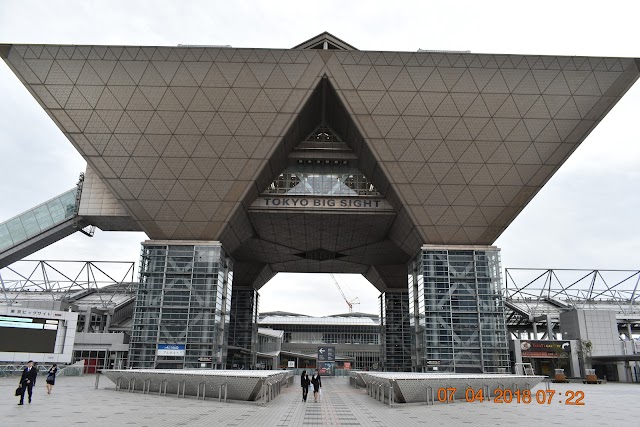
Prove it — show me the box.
[1,375,638,426]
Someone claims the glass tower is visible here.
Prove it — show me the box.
[380,290,412,372]
[128,241,233,369]
[227,287,259,369]
[408,245,509,373]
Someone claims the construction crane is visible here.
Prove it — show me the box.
[330,274,360,313]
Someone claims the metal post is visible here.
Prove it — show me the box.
[94,371,100,389]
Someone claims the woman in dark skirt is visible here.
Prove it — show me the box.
[310,370,322,403]
[45,364,58,394]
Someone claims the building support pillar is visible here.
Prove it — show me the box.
[228,286,259,369]
[546,315,554,340]
[128,241,232,369]
[408,245,510,373]
[380,289,411,372]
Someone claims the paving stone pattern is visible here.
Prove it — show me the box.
[0,375,638,426]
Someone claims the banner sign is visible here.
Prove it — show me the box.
[318,346,335,362]
[520,340,571,358]
[251,196,393,211]
[157,344,186,356]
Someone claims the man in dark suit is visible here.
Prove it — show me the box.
[18,360,38,405]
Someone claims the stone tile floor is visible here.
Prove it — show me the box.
[1,375,639,426]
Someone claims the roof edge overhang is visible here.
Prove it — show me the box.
[0,44,10,59]
[487,58,640,245]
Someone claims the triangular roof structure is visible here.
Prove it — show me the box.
[1,35,638,290]
[292,31,358,50]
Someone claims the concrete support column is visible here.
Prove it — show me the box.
[83,306,92,333]
[104,312,112,332]
[546,315,553,340]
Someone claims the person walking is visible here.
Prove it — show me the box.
[18,360,38,405]
[46,364,58,394]
[300,370,310,402]
[311,369,322,403]
[32,362,38,385]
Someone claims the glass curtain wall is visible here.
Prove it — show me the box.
[408,246,509,373]
[227,287,259,369]
[128,242,233,369]
[380,290,412,372]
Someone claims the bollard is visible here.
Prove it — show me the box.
[115,377,122,392]
[425,386,434,405]
[197,382,205,400]
[218,383,228,402]
[128,378,136,393]
[94,371,100,389]
[159,379,168,396]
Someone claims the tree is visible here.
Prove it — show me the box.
[579,340,593,376]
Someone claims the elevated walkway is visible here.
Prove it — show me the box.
[0,187,92,269]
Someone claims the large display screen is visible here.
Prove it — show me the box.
[0,315,59,353]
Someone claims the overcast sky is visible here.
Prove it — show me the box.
[0,0,638,316]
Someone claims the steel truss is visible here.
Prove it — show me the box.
[505,268,640,316]
[0,260,136,308]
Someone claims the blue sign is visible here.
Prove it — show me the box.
[157,344,186,356]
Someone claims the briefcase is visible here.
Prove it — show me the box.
[15,386,22,396]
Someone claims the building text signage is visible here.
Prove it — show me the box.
[251,196,393,211]
[157,344,186,356]
[520,340,571,358]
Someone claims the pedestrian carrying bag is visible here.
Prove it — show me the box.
[15,386,22,396]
